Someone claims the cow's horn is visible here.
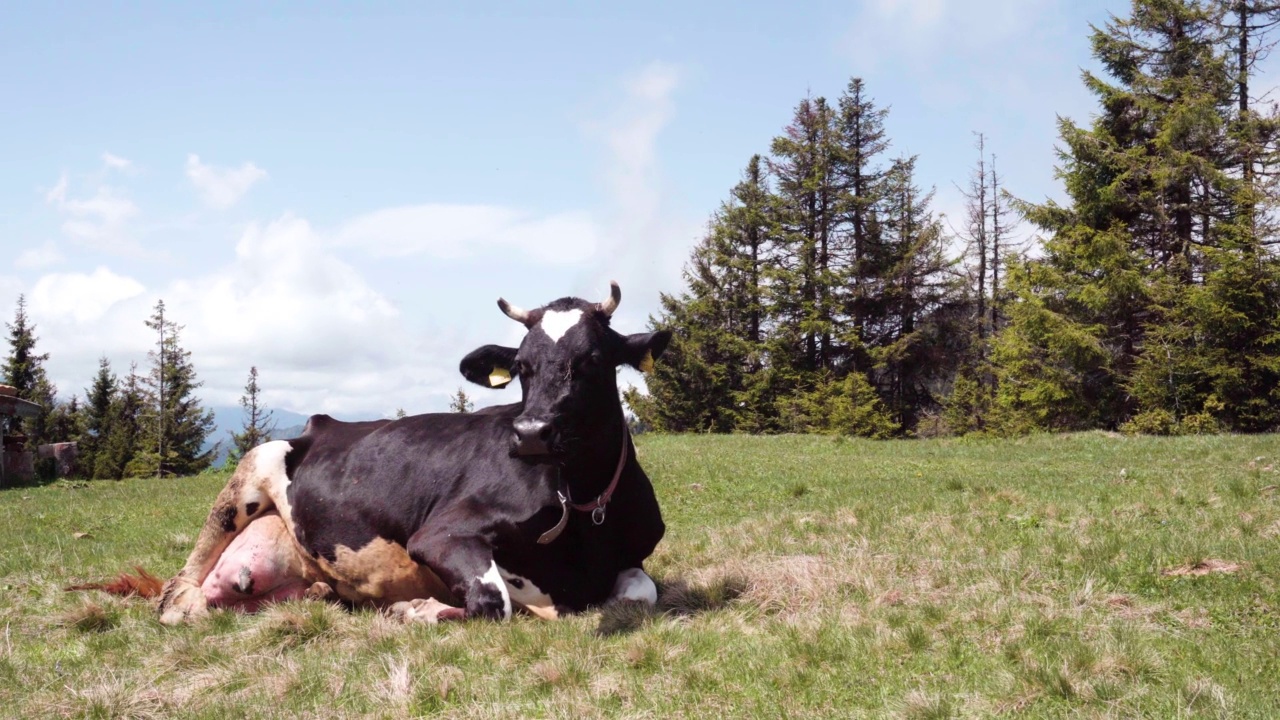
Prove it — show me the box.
[598,281,621,317]
[497,298,531,325]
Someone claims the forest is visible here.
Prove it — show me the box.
[628,0,1280,438]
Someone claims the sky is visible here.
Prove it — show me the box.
[1,0,1147,418]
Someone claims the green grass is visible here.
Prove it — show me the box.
[2,431,1279,718]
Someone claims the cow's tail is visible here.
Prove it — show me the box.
[65,566,165,599]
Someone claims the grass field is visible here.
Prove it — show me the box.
[1,432,1278,718]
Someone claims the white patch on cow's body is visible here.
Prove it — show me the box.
[611,568,658,605]
[251,440,295,527]
[539,309,583,343]
[497,565,558,619]
[478,560,512,619]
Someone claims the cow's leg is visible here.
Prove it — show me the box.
[403,532,511,622]
[158,441,297,625]
[609,568,658,606]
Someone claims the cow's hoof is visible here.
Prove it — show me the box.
[388,597,464,624]
[157,578,208,626]
[304,582,336,601]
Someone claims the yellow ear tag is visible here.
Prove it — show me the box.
[489,367,512,387]
[639,350,655,373]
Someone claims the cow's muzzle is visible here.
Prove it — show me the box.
[511,416,558,458]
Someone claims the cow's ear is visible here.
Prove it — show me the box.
[459,345,518,389]
[619,331,672,372]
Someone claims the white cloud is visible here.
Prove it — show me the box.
[152,214,460,415]
[334,204,600,264]
[29,267,146,325]
[584,62,693,327]
[185,154,267,209]
[14,242,65,270]
[44,173,142,254]
[25,214,453,416]
[604,62,679,230]
[101,152,132,172]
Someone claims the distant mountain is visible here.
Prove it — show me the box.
[203,406,383,468]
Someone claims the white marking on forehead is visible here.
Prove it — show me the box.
[539,309,583,343]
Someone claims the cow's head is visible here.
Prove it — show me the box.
[459,282,670,460]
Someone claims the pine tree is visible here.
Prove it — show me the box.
[228,366,276,462]
[2,295,57,444]
[134,300,217,477]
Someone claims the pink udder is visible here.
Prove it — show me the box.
[201,511,311,613]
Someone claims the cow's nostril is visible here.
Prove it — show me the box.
[512,417,553,456]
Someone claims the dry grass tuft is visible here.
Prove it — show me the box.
[375,655,415,706]
[1161,559,1242,577]
[37,670,168,719]
[878,589,907,607]
[900,688,955,719]
[59,599,121,633]
[690,552,881,617]
[1181,677,1229,715]
[256,602,339,647]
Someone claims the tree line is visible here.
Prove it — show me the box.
[1,296,273,479]
[629,0,1280,437]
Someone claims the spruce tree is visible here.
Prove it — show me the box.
[769,96,840,375]
[992,0,1280,433]
[100,363,146,479]
[869,156,962,430]
[228,366,276,462]
[78,357,117,476]
[631,155,777,432]
[834,78,892,370]
[2,295,57,444]
[135,300,217,477]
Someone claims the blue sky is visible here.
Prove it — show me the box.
[1,0,1154,416]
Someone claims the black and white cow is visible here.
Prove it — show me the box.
[156,282,671,625]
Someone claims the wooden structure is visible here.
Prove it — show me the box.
[1,384,42,487]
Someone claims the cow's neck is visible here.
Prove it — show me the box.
[561,392,628,501]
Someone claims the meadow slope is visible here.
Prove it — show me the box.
[1,432,1278,718]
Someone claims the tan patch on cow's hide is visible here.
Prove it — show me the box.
[319,538,454,607]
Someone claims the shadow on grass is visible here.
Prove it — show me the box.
[595,572,748,637]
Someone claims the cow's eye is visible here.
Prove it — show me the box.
[513,360,531,377]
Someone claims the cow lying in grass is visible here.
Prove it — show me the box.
[79,282,672,625]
